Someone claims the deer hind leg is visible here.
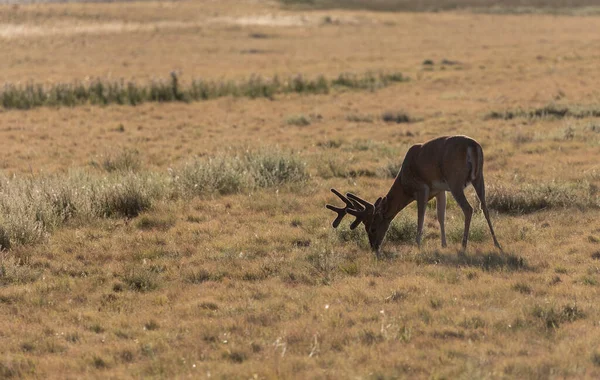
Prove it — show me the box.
[436,192,447,248]
[449,185,473,251]
[472,175,502,250]
[415,187,430,248]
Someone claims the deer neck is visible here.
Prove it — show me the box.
[383,180,413,220]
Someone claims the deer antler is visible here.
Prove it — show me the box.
[326,189,374,230]
[326,188,354,228]
[346,193,374,213]
[345,193,375,229]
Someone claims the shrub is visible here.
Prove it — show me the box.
[92,176,155,218]
[378,160,402,178]
[94,149,141,173]
[246,150,309,188]
[173,149,308,196]
[173,156,246,196]
[385,215,417,244]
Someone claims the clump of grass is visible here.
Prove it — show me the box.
[332,71,406,91]
[429,298,443,310]
[224,351,247,364]
[0,357,36,378]
[0,256,41,286]
[122,266,161,292]
[531,304,585,329]
[185,269,214,284]
[512,132,535,146]
[144,320,160,331]
[378,160,402,179]
[246,150,309,188]
[92,149,141,173]
[346,114,374,123]
[448,216,487,243]
[135,215,176,231]
[317,139,343,148]
[412,250,529,272]
[0,149,308,252]
[512,281,533,294]
[285,114,311,126]
[385,215,417,244]
[94,176,155,218]
[382,110,413,123]
[92,356,109,369]
[173,156,246,196]
[1,70,407,110]
[458,316,486,329]
[385,290,407,303]
[315,157,351,179]
[172,149,308,196]
[486,103,600,120]
[0,171,163,249]
[487,182,599,214]
[335,223,368,247]
[306,242,345,283]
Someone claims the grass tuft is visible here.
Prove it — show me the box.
[0,70,407,110]
[173,149,308,197]
[531,304,585,329]
[93,149,141,173]
[413,250,530,272]
[123,266,161,292]
[382,110,413,123]
[385,215,418,244]
[487,182,599,214]
[486,103,600,120]
[285,114,312,126]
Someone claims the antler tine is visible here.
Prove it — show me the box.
[326,188,353,228]
[326,189,373,229]
[325,204,346,228]
[331,188,353,208]
[346,193,374,212]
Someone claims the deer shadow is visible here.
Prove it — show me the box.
[382,248,534,272]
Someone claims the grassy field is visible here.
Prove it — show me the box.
[279,0,600,14]
[1,0,600,378]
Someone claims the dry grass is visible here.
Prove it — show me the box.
[280,0,600,14]
[1,0,600,378]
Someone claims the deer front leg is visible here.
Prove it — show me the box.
[436,191,447,248]
[415,187,430,248]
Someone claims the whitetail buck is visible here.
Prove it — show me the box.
[326,135,501,254]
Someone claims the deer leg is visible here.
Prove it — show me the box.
[415,187,430,248]
[436,191,447,248]
[472,176,502,250]
[449,186,473,251]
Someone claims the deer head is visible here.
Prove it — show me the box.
[326,188,391,253]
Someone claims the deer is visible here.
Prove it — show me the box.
[326,135,501,255]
